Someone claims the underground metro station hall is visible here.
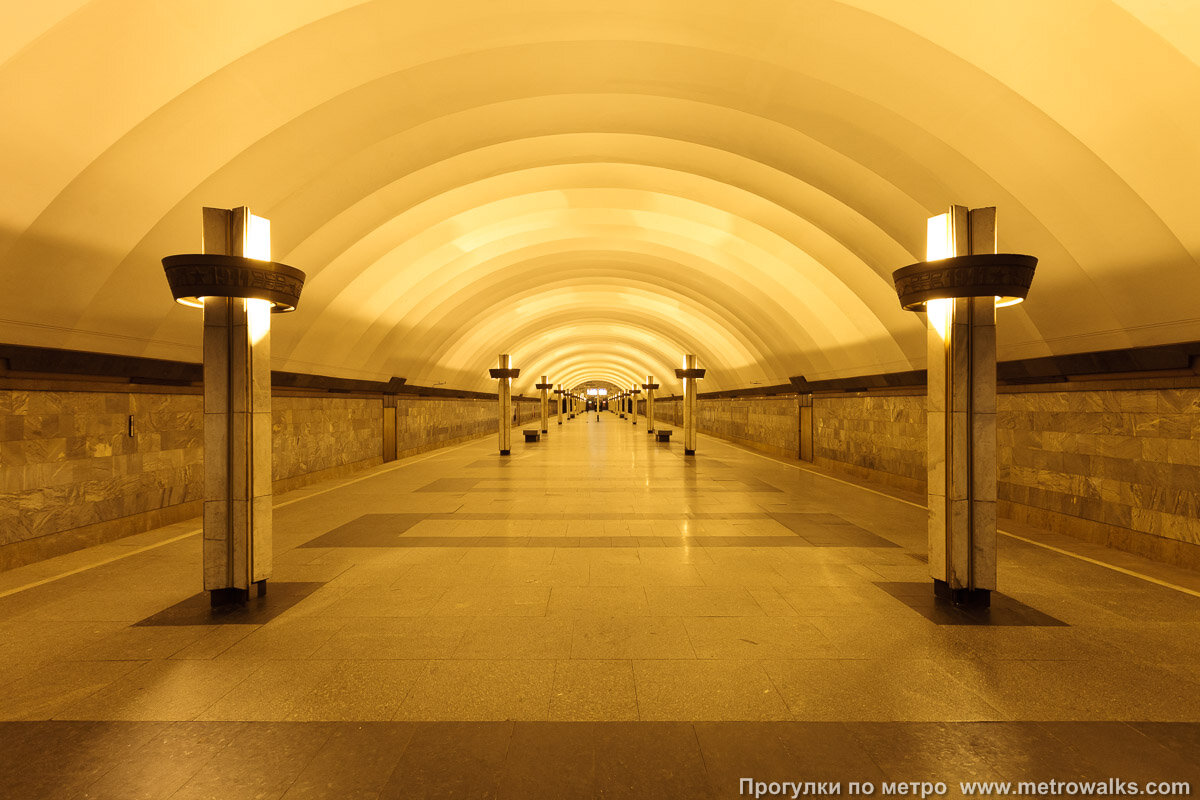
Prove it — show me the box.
[2,3,1200,798]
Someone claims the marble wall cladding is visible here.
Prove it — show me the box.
[812,394,928,494]
[7,383,1197,571]
[656,399,681,427]
[0,389,204,556]
[997,388,1200,565]
[396,397,503,459]
[271,395,383,488]
[696,387,1199,568]
[695,395,800,458]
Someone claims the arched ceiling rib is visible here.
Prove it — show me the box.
[1,1,1198,394]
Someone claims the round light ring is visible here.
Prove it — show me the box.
[163,254,306,312]
[892,253,1037,312]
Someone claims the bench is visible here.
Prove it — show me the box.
[522,429,541,442]
[655,429,673,442]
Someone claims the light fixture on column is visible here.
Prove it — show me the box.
[162,214,305,313]
[892,205,1036,608]
[892,255,1036,312]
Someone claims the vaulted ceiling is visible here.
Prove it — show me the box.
[3,1,1198,394]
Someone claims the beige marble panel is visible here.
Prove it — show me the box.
[971,499,997,590]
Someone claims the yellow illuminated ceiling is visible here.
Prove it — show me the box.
[2,1,1198,394]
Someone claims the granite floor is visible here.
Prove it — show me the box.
[2,411,1200,798]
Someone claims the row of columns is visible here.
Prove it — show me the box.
[166,204,1032,614]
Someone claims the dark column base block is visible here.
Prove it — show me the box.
[256,580,267,597]
[684,448,695,455]
[499,449,510,456]
[210,587,249,607]
[541,429,547,433]
[933,579,991,608]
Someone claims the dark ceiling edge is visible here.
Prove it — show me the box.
[698,383,795,399]
[0,343,540,401]
[787,340,1200,394]
[3,340,1199,401]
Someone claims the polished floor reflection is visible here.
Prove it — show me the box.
[1,413,1199,797]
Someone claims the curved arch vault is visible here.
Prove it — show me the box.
[3,1,1199,392]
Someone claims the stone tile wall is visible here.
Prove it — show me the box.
[682,386,1199,568]
[998,387,1200,567]
[0,389,204,569]
[272,395,384,494]
[696,396,800,459]
[812,393,927,494]
[7,383,1197,571]
[1,388,533,570]
[654,399,680,427]
[396,396,537,459]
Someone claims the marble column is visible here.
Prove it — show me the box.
[677,355,705,455]
[630,388,639,426]
[536,376,551,433]
[924,206,997,606]
[489,354,519,456]
[556,385,564,425]
[201,209,270,606]
[163,209,305,607]
[644,376,657,433]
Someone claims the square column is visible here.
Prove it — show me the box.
[201,209,272,606]
[678,355,703,455]
[644,376,657,433]
[926,206,997,606]
[536,376,551,433]
[490,355,518,455]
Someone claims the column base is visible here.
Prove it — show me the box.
[210,587,248,607]
[209,580,267,608]
[647,429,654,434]
[684,448,695,455]
[558,421,563,425]
[499,449,510,456]
[933,579,991,608]
[541,429,548,433]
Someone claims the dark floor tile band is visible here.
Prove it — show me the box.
[1,721,1196,800]
[467,477,784,491]
[420,511,773,520]
[305,535,835,548]
[301,512,901,549]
